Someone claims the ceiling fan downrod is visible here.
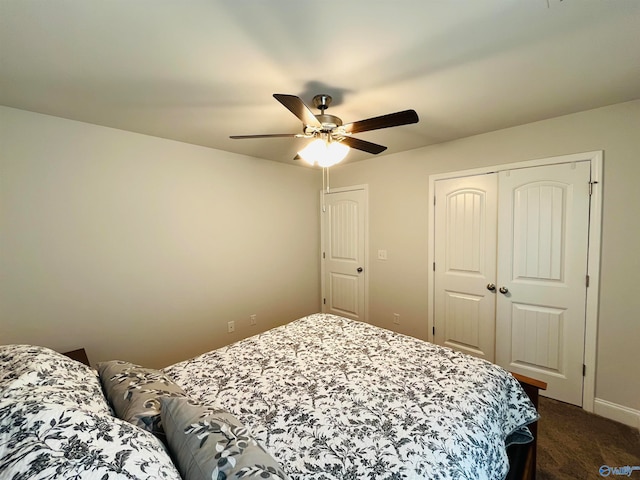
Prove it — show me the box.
[312,94,332,113]
[311,94,342,130]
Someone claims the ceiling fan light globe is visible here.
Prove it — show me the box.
[297,138,349,167]
[297,138,325,166]
[324,141,350,166]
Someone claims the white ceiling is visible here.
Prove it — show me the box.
[1,1,639,166]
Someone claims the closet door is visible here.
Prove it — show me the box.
[495,161,591,406]
[434,174,497,362]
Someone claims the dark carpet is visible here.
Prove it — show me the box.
[537,396,640,480]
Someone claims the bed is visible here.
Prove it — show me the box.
[0,313,540,480]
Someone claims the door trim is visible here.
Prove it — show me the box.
[427,151,603,412]
[320,184,369,323]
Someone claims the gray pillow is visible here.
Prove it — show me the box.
[97,360,186,441]
[160,396,289,480]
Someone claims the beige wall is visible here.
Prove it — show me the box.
[330,100,640,412]
[0,106,322,368]
[2,101,638,414]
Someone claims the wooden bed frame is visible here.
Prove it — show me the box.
[507,372,548,480]
[62,349,547,479]
[63,348,90,366]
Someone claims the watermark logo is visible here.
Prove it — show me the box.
[600,465,640,477]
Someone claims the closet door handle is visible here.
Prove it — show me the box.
[486,283,496,291]
[499,286,509,294]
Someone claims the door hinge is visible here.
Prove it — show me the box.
[589,181,598,196]
[586,274,590,287]
[433,262,436,271]
[432,326,435,335]
[583,364,586,376]
[434,196,436,206]
[322,252,325,259]
[323,298,326,305]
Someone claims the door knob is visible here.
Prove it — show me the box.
[357,267,363,273]
[499,286,509,294]
[486,283,496,291]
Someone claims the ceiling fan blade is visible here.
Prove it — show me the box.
[343,109,419,134]
[273,94,322,128]
[230,133,302,139]
[341,136,387,154]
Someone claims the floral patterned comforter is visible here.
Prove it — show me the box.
[164,313,538,480]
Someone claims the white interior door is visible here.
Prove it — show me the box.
[495,161,591,406]
[434,174,498,361]
[321,188,367,321]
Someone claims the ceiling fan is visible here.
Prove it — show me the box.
[230,94,419,166]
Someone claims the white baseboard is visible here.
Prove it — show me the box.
[594,398,640,430]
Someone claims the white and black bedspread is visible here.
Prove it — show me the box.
[164,313,538,480]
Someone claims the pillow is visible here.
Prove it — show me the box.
[0,399,182,480]
[97,360,187,441]
[0,344,111,415]
[160,396,289,480]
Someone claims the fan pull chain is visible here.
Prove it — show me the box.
[323,167,331,193]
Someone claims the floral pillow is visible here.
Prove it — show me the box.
[160,396,289,480]
[0,399,182,479]
[98,360,187,441]
[0,344,111,415]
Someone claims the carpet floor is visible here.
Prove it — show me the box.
[536,396,640,480]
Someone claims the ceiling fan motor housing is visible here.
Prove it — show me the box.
[315,114,342,130]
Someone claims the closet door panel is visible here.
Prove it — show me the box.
[434,174,497,361]
[495,161,590,406]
